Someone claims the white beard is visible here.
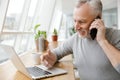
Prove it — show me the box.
[77,29,88,38]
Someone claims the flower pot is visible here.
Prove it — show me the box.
[52,35,58,41]
[35,39,39,52]
[45,40,49,50]
[38,37,45,52]
[35,37,49,52]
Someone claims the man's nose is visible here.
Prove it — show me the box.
[74,22,80,30]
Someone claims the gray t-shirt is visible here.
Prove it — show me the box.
[52,28,120,80]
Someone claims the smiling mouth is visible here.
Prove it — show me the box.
[77,29,88,37]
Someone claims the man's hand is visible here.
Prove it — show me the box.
[40,50,57,68]
[89,19,106,43]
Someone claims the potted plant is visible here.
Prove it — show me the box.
[52,28,58,41]
[34,24,48,52]
[69,27,76,36]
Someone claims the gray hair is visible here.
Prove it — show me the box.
[75,0,103,16]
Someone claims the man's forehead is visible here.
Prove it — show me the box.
[73,14,87,20]
[73,3,94,20]
[73,8,90,20]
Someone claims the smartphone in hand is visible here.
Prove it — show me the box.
[90,16,101,40]
[90,28,97,40]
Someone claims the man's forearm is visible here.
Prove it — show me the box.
[99,39,120,66]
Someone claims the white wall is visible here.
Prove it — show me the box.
[118,0,120,29]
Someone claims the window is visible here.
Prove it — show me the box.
[0,0,9,31]
[102,8,118,28]
[0,0,57,63]
[0,0,37,63]
[3,0,25,32]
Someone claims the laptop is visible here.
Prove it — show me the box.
[0,45,67,80]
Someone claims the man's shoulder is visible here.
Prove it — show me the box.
[69,33,78,39]
[106,27,120,36]
[106,27,120,42]
[64,33,78,43]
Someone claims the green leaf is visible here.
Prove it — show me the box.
[53,28,57,35]
[69,27,76,35]
[34,24,47,39]
[38,30,41,35]
[34,34,40,40]
[40,31,47,39]
[34,24,40,30]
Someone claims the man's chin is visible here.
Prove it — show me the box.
[77,30,88,38]
[77,33,87,38]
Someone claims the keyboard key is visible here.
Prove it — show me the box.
[27,66,51,77]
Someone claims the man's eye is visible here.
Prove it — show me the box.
[78,21,85,24]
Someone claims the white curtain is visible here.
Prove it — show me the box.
[32,0,56,31]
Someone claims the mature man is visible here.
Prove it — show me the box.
[41,0,120,80]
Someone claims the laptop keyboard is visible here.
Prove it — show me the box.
[27,66,52,77]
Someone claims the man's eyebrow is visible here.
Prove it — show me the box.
[80,17,87,20]
[73,16,87,20]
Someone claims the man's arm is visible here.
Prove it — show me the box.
[99,39,120,66]
[90,19,120,67]
[40,34,76,68]
[52,34,76,60]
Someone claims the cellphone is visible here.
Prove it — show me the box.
[90,16,101,40]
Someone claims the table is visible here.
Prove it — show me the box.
[0,51,75,80]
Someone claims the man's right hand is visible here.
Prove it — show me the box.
[40,50,57,68]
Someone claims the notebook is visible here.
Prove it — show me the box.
[0,45,67,80]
